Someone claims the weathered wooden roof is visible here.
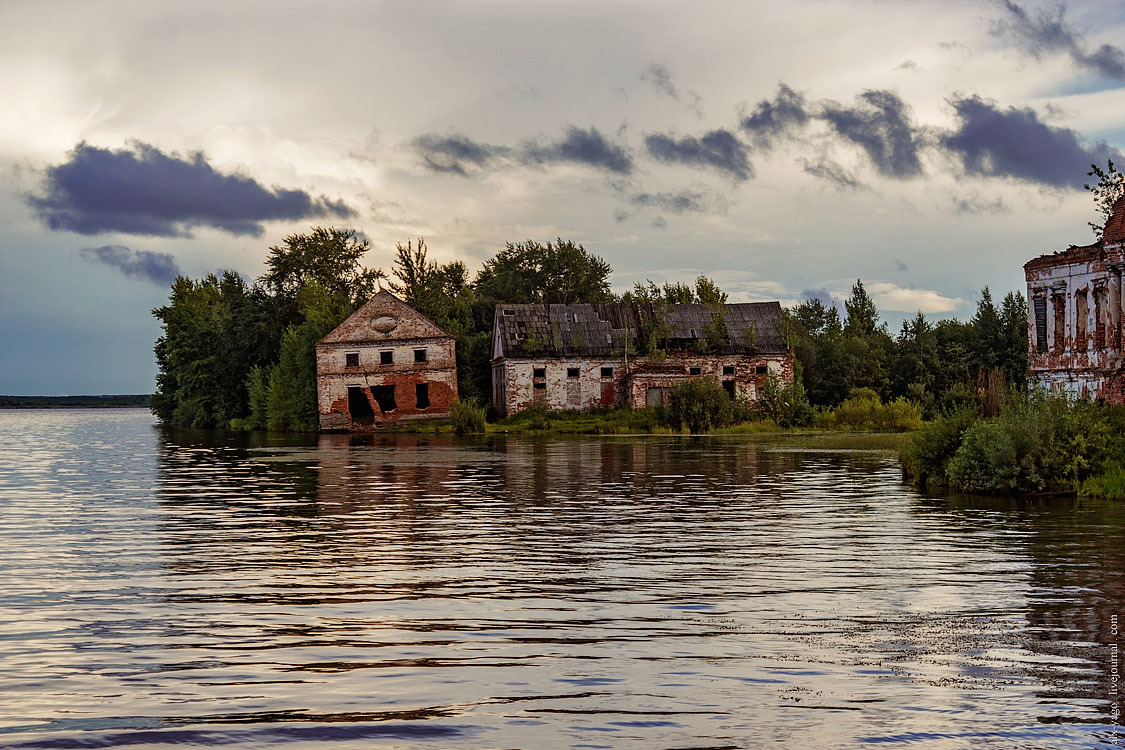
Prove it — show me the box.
[493,301,787,358]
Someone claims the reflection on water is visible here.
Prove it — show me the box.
[0,409,1121,748]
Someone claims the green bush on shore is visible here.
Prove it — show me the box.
[903,390,1116,495]
[450,398,487,435]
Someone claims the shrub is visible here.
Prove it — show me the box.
[450,398,486,435]
[829,388,923,431]
[945,391,1109,494]
[901,404,979,489]
[757,373,813,427]
[661,377,734,433]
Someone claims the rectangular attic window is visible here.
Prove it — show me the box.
[380,350,393,365]
[414,348,427,363]
[345,352,360,368]
[503,309,515,316]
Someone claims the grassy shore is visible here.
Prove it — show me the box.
[377,406,913,452]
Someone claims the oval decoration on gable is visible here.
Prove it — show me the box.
[372,315,398,333]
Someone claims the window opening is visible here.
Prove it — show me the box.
[601,367,614,377]
[755,365,768,375]
[380,350,393,365]
[370,385,397,412]
[722,381,736,399]
[345,352,360,368]
[689,367,702,376]
[1033,297,1047,354]
[723,365,735,376]
[567,367,580,378]
[533,367,546,378]
[347,386,374,425]
[415,383,430,409]
[414,349,427,363]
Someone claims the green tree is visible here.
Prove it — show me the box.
[1085,159,1125,239]
[474,238,613,304]
[265,282,353,432]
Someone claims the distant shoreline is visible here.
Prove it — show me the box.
[0,395,151,409]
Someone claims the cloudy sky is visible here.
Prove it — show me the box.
[3,0,1125,394]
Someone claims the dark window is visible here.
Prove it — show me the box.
[722,381,736,399]
[533,367,546,378]
[723,365,735,376]
[689,367,702,376]
[414,349,427,363]
[756,365,768,375]
[503,309,515,316]
[380,350,393,365]
[347,386,374,425]
[370,385,397,413]
[601,367,614,377]
[415,383,430,409]
[567,367,580,378]
[1034,297,1048,353]
[533,382,547,390]
[345,352,359,368]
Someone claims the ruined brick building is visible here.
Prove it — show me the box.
[1025,196,1125,402]
[316,290,458,430]
[491,301,794,417]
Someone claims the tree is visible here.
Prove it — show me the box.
[1085,159,1125,239]
[261,227,384,308]
[844,279,879,337]
[474,238,613,304]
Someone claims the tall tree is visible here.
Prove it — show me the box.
[474,238,612,304]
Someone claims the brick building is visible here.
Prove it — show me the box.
[491,301,794,417]
[1025,197,1125,402]
[316,290,458,430]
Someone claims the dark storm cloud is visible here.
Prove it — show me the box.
[630,190,715,214]
[801,158,864,190]
[948,193,1010,216]
[28,142,354,238]
[640,63,703,115]
[79,244,180,285]
[740,84,810,148]
[819,90,924,179]
[801,288,841,310]
[644,129,752,180]
[939,94,1120,187]
[412,133,510,176]
[520,126,634,174]
[995,0,1125,80]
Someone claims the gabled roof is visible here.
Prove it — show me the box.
[493,301,787,359]
[319,289,450,345]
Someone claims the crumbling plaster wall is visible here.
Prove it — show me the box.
[317,337,457,429]
[495,351,795,417]
[1026,241,1125,401]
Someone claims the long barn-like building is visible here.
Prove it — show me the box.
[1025,197,1125,402]
[490,301,794,417]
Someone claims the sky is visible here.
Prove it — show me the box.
[3,0,1125,395]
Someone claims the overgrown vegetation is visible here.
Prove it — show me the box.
[902,391,1123,496]
[450,398,487,435]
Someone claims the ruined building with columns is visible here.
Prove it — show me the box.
[1025,197,1125,402]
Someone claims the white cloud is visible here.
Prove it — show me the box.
[864,281,964,314]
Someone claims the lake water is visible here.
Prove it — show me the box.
[0,409,1122,749]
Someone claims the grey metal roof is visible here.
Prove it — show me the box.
[494,301,787,358]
